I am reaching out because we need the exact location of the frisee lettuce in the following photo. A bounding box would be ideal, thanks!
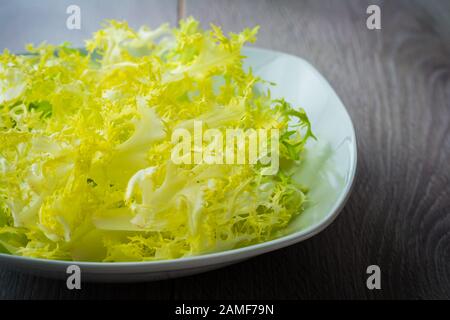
[0,18,314,262]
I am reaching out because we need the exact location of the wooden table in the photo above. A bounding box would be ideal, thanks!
[1,0,449,299]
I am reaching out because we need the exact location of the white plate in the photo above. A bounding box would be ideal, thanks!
[0,47,357,282]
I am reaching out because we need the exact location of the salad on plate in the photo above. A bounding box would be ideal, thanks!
[0,18,314,262]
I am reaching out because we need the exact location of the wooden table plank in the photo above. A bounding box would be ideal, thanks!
[0,0,449,299]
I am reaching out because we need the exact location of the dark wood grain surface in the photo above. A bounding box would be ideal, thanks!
[0,0,449,300]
